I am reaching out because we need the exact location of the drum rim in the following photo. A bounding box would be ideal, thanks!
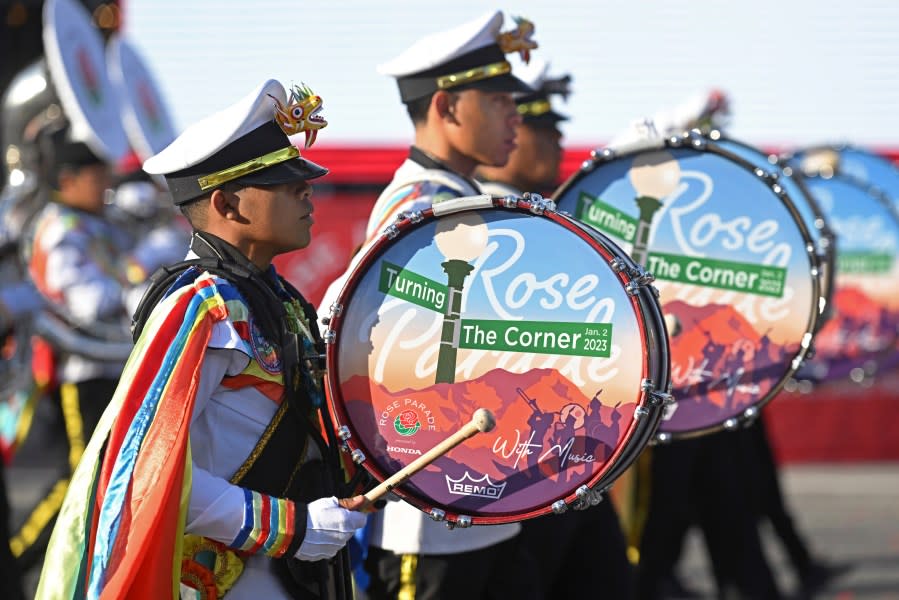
[553,133,822,439]
[324,196,670,523]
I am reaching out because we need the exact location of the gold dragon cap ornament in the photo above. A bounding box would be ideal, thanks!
[436,16,539,91]
[269,83,328,148]
[497,16,538,64]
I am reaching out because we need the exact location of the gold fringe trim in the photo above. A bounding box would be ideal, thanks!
[60,382,86,471]
[10,478,68,557]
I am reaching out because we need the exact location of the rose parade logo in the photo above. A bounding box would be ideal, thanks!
[393,409,421,436]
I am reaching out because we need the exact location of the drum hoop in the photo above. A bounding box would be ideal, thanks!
[324,196,670,522]
[553,134,822,439]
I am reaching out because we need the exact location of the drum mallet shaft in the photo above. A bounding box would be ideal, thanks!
[362,408,496,506]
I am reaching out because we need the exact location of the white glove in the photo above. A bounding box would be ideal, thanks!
[295,496,367,561]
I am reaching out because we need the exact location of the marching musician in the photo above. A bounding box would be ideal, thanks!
[15,125,137,566]
[477,59,636,600]
[325,11,542,600]
[36,78,368,600]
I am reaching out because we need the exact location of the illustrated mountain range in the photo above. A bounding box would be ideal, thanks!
[661,299,795,432]
[339,367,637,514]
[799,286,899,381]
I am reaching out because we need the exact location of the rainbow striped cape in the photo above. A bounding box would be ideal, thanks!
[35,273,230,600]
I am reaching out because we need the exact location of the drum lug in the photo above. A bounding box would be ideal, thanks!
[455,515,472,528]
[501,194,519,208]
[667,133,686,147]
[742,405,759,424]
[625,266,655,295]
[408,210,424,224]
[634,406,650,420]
[573,485,603,510]
[590,147,616,163]
[551,499,568,514]
[329,302,343,319]
[649,391,674,407]
[337,426,352,442]
[687,130,707,149]
[429,508,446,522]
[723,417,739,431]
[384,224,400,239]
[753,167,772,182]
[523,192,557,214]
[525,192,547,214]
[641,378,655,392]
[323,330,336,345]
[610,257,626,273]
[350,449,366,464]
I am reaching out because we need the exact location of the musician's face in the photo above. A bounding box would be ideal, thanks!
[238,179,316,256]
[58,163,111,214]
[506,123,563,192]
[445,89,523,168]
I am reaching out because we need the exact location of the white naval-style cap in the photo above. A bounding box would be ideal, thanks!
[143,79,328,205]
[512,57,572,125]
[377,10,538,103]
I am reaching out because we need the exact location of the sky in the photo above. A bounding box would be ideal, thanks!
[122,0,899,149]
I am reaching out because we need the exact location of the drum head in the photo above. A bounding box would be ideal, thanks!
[554,134,821,438]
[43,0,129,162]
[711,133,835,327]
[107,34,178,160]
[794,174,899,382]
[326,198,668,523]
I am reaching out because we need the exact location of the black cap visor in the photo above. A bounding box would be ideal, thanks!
[232,155,329,188]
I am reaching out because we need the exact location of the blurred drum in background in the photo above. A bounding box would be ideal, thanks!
[554,130,822,439]
[323,194,670,525]
[786,153,899,383]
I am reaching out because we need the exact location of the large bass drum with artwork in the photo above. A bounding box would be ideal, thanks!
[554,131,822,439]
[324,194,671,526]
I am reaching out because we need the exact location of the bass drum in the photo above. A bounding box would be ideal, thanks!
[789,172,899,382]
[324,194,670,525]
[554,131,821,439]
[707,131,835,328]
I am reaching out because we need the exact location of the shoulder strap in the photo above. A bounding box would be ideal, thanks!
[130,257,282,344]
[378,167,480,204]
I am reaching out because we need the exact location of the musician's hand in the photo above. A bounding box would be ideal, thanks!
[339,494,385,512]
[338,495,368,511]
[294,497,368,561]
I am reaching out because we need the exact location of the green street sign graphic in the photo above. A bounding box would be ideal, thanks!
[576,192,638,243]
[837,252,894,274]
[379,260,448,313]
[459,319,613,357]
[645,252,787,298]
